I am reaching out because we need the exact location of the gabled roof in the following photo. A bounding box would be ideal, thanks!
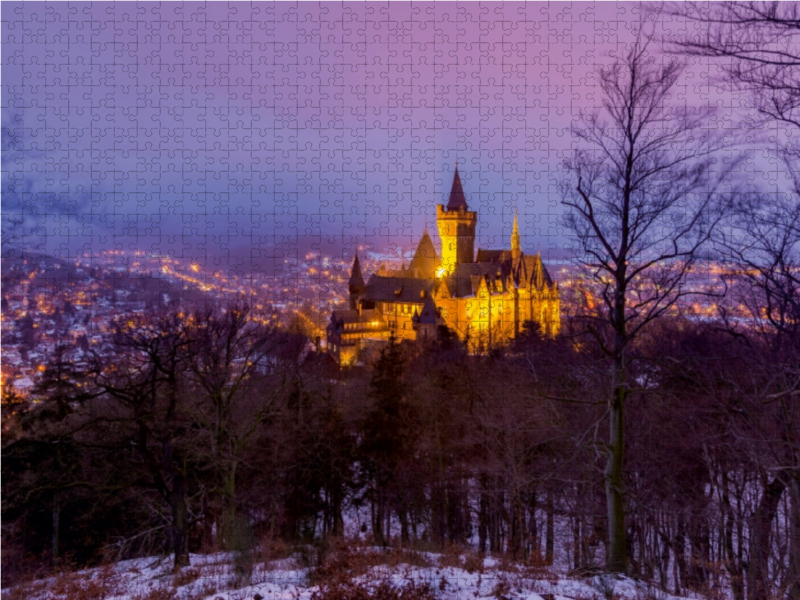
[413,295,439,325]
[446,166,468,210]
[363,275,434,303]
[444,261,513,298]
[329,307,384,326]
[520,254,554,289]
[438,253,558,297]
[476,249,513,263]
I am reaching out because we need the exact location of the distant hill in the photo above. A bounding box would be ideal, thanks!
[216,235,378,276]
[1,252,80,283]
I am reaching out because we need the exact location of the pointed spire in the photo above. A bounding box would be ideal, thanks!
[409,230,441,279]
[446,163,468,210]
[348,252,364,290]
[511,207,521,259]
[348,252,365,310]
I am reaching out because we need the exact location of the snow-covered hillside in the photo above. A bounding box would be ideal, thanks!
[2,546,697,600]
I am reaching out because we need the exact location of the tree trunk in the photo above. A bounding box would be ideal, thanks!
[659,526,670,591]
[170,474,190,570]
[606,381,627,572]
[490,489,503,553]
[51,494,60,568]
[399,509,409,545]
[372,489,385,546]
[528,491,539,560]
[722,470,744,600]
[509,492,524,559]
[572,516,581,569]
[785,477,800,600]
[688,513,709,591]
[222,466,238,551]
[384,499,391,546]
[675,513,687,595]
[331,486,344,537]
[746,474,786,600]
[479,490,488,554]
[446,483,455,544]
[546,488,554,565]
[461,487,471,546]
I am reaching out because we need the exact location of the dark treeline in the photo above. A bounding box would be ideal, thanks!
[2,306,799,600]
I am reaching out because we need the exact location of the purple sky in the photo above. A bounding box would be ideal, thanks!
[1,2,758,265]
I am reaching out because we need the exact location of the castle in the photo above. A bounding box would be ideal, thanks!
[327,167,560,364]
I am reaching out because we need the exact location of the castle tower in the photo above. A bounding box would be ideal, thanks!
[436,165,477,276]
[511,208,521,260]
[348,252,365,310]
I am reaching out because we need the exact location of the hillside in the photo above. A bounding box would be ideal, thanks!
[1,544,694,600]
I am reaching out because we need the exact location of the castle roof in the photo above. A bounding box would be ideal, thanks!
[413,295,439,325]
[440,253,555,298]
[444,261,511,298]
[476,249,513,263]
[348,253,365,289]
[363,275,434,303]
[446,166,468,210]
[520,254,554,288]
[329,307,383,326]
[408,231,440,279]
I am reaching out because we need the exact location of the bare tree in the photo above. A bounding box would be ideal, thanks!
[666,5,800,597]
[85,312,194,570]
[559,38,729,573]
[667,0,800,341]
[184,305,289,551]
[665,2,800,138]
[716,193,800,600]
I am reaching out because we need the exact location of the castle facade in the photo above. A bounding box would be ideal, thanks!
[327,167,560,364]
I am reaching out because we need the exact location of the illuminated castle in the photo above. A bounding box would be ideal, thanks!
[327,167,560,364]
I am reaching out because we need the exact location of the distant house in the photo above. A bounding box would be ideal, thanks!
[12,377,34,394]
[70,326,88,340]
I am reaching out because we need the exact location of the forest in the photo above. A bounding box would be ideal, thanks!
[2,301,799,600]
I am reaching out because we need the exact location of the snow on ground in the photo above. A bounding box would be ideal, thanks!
[1,547,698,600]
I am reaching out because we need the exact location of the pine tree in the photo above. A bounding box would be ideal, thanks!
[359,334,417,544]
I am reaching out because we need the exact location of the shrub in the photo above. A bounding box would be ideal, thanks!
[47,564,121,599]
[172,566,201,587]
[311,580,435,600]
[132,587,179,600]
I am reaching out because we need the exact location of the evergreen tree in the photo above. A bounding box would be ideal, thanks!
[359,334,417,544]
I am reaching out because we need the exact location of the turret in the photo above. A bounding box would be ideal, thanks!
[348,252,365,310]
[511,208,521,260]
[436,165,477,276]
[412,292,439,341]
